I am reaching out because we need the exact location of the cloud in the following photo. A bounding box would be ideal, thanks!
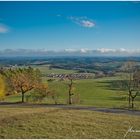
[64,48,92,53]
[96,48,140,55]
[97,48,116,53]
[68,16,95,28]
[0,48,140,56]
[0,24,9,33]
[64,48,78,53]
[80,20,95,28]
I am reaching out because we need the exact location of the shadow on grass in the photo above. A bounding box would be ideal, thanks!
[109,96,127,101]
[96,80,128,91]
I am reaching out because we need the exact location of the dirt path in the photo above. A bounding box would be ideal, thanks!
[0,102,140,116]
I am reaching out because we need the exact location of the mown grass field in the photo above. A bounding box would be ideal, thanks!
[0,106,140,139]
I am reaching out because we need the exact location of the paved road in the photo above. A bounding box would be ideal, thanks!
[0,102,140,116]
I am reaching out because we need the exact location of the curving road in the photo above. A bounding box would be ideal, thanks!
[0,102,140,116]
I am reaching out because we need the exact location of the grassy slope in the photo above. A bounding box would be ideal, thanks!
[4,66,140,109]
[5,77,140,109]
[0,106,140,139]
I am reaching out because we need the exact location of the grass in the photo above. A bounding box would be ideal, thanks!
[32,65,76,75]
[5,76,140,109]
[47,76,140,109]
[3,66,140,109]
[0,106,140,139]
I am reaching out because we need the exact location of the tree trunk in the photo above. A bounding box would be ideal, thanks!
[128,91,131,108]
[68,79,73,105]
[129,94,131,108]
[131,98,134,108]
[69,93,72,104]
[21,92,25,103]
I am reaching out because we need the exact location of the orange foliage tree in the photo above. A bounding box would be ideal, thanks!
[1,67,45,103]
[0,74,5,101]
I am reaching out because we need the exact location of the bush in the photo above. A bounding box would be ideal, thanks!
[26,88,47,103]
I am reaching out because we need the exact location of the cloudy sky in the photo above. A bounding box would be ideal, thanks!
[0,1,140,56]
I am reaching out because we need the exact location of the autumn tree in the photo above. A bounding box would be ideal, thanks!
[27,82,48,103]
[0,74,5,101]
[1,67,43,103]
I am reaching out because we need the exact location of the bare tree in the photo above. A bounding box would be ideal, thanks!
[121,61,140,108]
[66,76,74,104]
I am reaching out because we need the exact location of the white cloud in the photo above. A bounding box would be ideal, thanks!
[96,48,140,55]
[1,48,140,56]
[80,48,92,53]
[64,48,92,53]
[80,20,95,28]
[64,48,77,53]
[68,16,95,28]
[97,48,116,53]
[80,48,87,53]
[0,24,9,33]
[119,48,126,52]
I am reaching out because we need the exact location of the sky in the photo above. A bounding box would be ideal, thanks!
[0,1,140,56]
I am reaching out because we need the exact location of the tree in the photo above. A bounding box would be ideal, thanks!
[27,83,48,103]
[1,67,42,103]
[46,89,58,104]
[131,70,140,108]
[0,74,5,101]
[66,76,74,104]
[121,61,140,108]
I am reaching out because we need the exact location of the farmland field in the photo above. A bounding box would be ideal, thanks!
[32,65,76,75]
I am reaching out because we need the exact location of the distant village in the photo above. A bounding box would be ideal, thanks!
[47,71,115,80]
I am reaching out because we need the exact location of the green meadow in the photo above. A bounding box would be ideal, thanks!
[5,67,140,109]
